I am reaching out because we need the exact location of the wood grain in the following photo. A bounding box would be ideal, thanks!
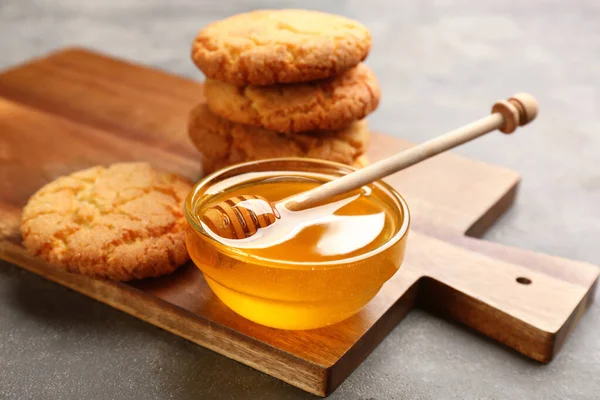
[0,47,204,158]
[0,48,597,397]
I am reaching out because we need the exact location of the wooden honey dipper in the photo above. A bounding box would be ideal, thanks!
[203,93,538,239]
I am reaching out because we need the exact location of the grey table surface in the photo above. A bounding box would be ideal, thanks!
[1,0,599,399]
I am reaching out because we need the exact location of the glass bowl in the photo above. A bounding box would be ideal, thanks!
[184,158,410,330]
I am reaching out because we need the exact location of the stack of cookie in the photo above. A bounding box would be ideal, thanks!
[188,9,381,174]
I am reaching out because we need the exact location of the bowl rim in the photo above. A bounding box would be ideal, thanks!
[184,157,410,270]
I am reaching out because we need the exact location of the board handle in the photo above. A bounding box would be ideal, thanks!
[409,232,597,363]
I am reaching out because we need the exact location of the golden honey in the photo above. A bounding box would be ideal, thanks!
[185,159,409,330]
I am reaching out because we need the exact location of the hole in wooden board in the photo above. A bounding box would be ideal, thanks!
[516,277,532,285]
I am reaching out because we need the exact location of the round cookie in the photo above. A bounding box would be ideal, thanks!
[192,9,372,86]
[20,163,192,281]
[188,103,369,174]
[205,63,381,133]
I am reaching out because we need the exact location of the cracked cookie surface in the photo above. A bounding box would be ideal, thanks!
[205,63,380,133]
[191,9,372,85]
[188,103,369,174]
[20,163,192,281]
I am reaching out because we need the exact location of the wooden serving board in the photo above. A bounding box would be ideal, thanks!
[0,48,598,397]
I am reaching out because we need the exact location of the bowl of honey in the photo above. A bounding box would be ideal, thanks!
[184,158,410,330]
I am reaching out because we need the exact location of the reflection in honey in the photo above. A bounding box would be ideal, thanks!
[186,169,408,330]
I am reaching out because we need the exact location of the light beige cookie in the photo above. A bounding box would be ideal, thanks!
[20,163,192,281]
[192,9,372,86]
[188,103,369,174]
[205,63,381,133]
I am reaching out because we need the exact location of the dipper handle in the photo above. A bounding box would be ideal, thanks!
[285,93,538,211]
